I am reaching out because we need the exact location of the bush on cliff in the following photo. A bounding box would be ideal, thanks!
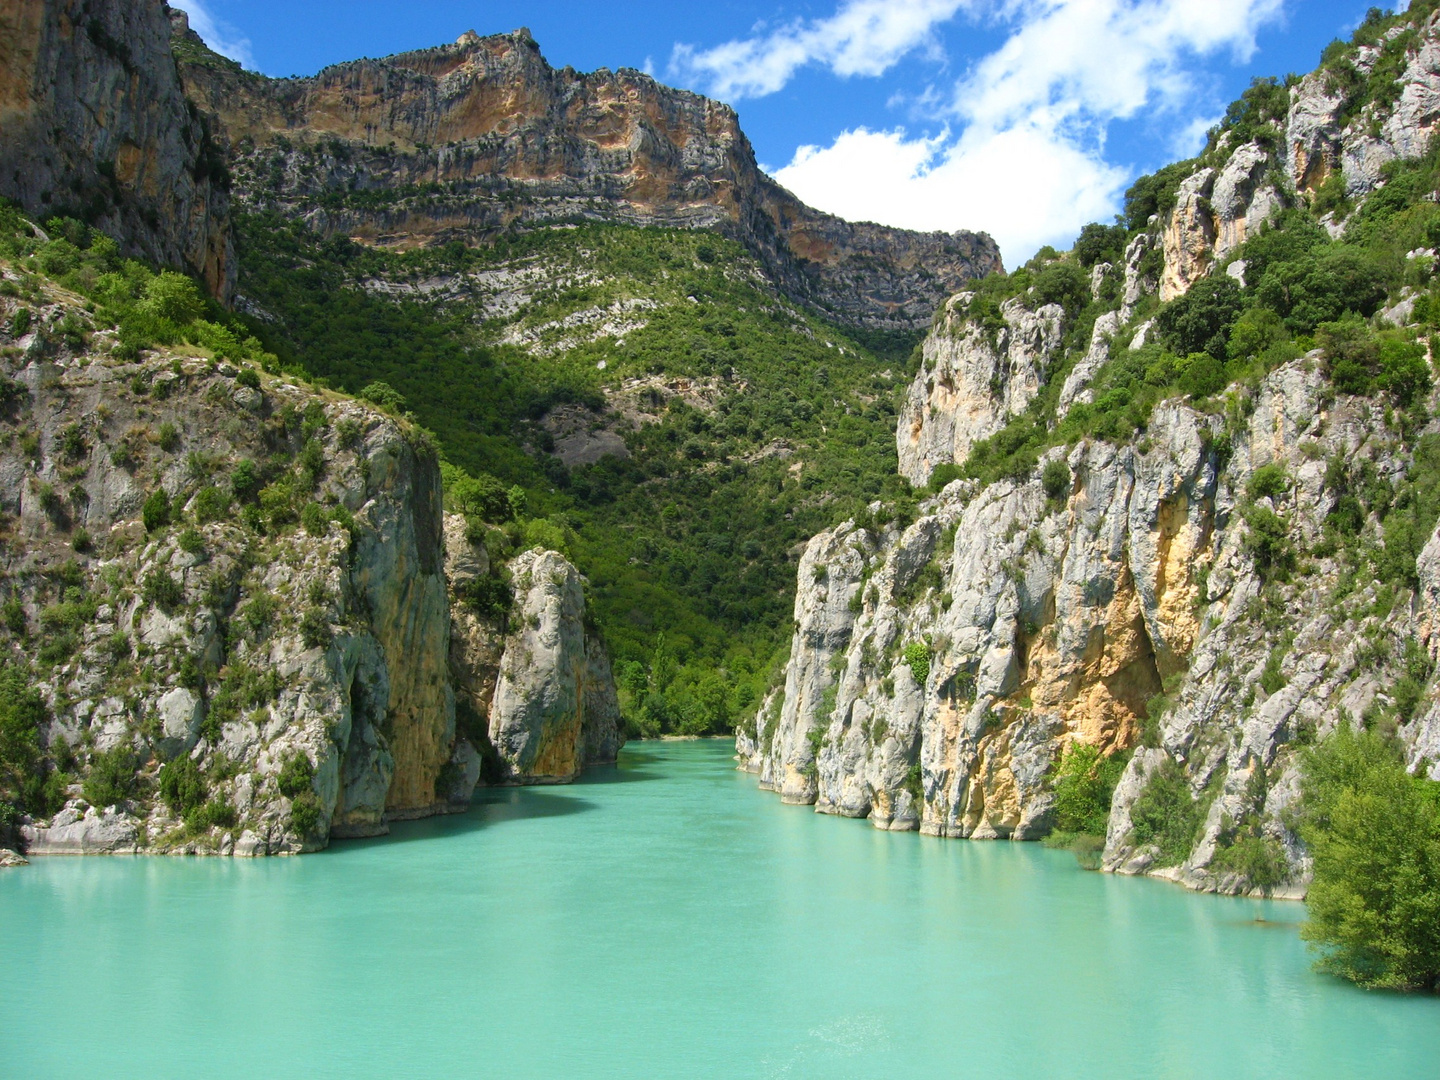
[1298,725,1440,991]
[1050,743,1130,837]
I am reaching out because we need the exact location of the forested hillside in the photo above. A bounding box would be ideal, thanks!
[233,213,919,736]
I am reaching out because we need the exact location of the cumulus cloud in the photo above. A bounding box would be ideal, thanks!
[670,0,971,100]
[172,1,254,69]
[685,0,1288,265]
[774,125,1127,264]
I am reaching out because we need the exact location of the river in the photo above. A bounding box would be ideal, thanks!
[2,740,1437,1078]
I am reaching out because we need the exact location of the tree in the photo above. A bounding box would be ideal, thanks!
[1299,725,1440,990]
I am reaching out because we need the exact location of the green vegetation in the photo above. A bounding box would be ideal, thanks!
[1297,725,1440,990]
[903,641,933,685]
[278,752,320,836]
[82,745,138,808]
[231,214,920,735]
[1045,743,1130,868]
[1051,743,1130,836]
[0,664,63,820]
[1128,758,1218,868]
[1211,764,1288,895]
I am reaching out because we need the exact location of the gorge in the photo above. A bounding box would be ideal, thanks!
[1,0,1440,1053]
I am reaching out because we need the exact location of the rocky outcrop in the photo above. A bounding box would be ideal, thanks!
[174,27,999,329]
[0,0,234,299]
[1154,11,1440,304]
[897,295,1063,485]
[0,280,456,851]
[1287,17,1440,201]
[444,515,623,786]
[487,549,622,782]
[1159,147,1285,301]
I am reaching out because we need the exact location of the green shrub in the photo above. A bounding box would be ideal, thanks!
[204,662,282,736]
[142,271,205,325]
[82,745,137,808]
[1042,459,1070,501]
[277,751,314,799]
[177,526,205,554]
[156,421,181,452]
[1128,758,1206,867]
[359,380,405,411]
[1073,222,1128,269]
[0,665,46,807]
[459,571,513,621]
[926,462,964,493]
[1211,833,1288,894]
[141,487,171,532]
[158,755,206,815]
[1243,505,1295,579]
[234,367,261,390]
[1157,276,1244,359]
[301,501,328,536]
[185,797,236,833]
[190,485,229,524]
[903,641,932,685]
[1298,725,1440,990]
[230,460,261,503]
[1247,462,1290,501]
[289,791,321,836]
[1051,743,1130,836]
[299,607,331,649]
[143,569,184,612]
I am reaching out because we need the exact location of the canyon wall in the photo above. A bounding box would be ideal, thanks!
[751,11,1440,897]
[1,248,619,856]
[0,0,234,299]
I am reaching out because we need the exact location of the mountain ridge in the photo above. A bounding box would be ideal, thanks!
[172,18,1001,331]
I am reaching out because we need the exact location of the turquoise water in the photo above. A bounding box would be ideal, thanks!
[3,740,1438,1079]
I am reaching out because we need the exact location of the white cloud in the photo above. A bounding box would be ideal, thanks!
[753,0,1288,265]
[172,1,254,69]
[670,0,971,100]
[774,126,1127,264]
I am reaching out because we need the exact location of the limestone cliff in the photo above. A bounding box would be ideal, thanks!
[173,27,1000,330]
[1155,11,1440,303]
[0,0,234,300]
[897,296,1064,485]
[749,8,1440,896]
[746,358,1440,894]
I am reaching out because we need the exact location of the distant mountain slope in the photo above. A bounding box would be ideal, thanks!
[173,22,1000,331]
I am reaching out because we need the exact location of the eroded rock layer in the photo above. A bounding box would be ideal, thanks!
[174,26,1000,330]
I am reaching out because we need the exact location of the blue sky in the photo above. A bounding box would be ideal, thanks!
[178,1,1395,265]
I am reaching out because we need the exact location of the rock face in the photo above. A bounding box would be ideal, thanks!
[445,519,624,785]
[897,295,1063,485]
[752,12,1440,890]
[174,27,1000,330]
[747,357,1440,892]
[1287,18,1440,202]
[0,0,234,299]
[0,255,618,857]
[488,549,622,782]
[1150,12,1440,305]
